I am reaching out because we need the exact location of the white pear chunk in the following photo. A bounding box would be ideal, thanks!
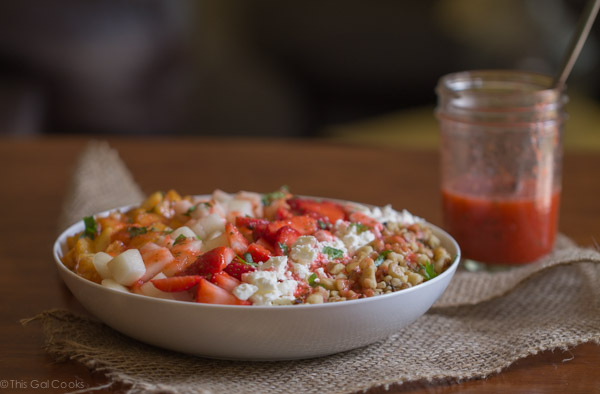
[201,231,228,252]
[107,249,146,286]
[190,213,225,239]
[173,199,194,218]
[92,252,113,279]
[227,199,254,218]
[170,226,198,240]
[101,279,130,292]
[139,273,176,300]
[212,189,233,204]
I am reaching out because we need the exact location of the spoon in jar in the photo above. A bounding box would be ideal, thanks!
[553,0,600,91]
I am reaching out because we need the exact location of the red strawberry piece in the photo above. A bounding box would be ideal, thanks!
[255,237,276,253]
[289,215,318,235]
[314,229,334,243]
[287,198,347,224]
[184,246,235,276]
[235,217,269,241]
[151,275,203,292]
[247,242,273,263]
[273,225,300,255]
[265,221,286,241]
[236,225,253,241]
[225,223,249,255]
[235,216,269,230]
[348,212,384,238]
[211,271,242,292]
[223,259,256,280]
[274,206,294,220]
[139,242,175,282]
[196,277,251,305]
[266,215,317,242]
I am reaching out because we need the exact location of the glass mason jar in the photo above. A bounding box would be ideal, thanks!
[435,70,567,267]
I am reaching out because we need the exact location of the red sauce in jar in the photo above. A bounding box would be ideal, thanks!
[442,186,560,264]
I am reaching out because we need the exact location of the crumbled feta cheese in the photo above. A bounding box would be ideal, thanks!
[272,280,298,305]
[242,271,298,306]
[334,221,376,254]
[259,256,289,280]
[289,236,318,266]
[232,283,259,301]
[349,203,422,224]
[315,267,326,277]
[318,237,348,259]
[290,261,311,279]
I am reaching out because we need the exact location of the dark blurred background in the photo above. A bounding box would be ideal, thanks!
[0,0,599,137]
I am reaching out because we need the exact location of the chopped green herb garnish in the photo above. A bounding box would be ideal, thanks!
[236,253,258,267]
[173,234,187,245]
[307,272,327,288]
[419,261,438,281]
[322,246,344,260]
[374,250,392,266]
[262,186,290,206]
[127,226,148,238]
[350,222,370,234]
[183,205,197,217]
[317,219,328,230]
[278,242,290,255]
[83,216,97,239]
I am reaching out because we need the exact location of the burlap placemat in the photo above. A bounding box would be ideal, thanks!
[30,141,600,393]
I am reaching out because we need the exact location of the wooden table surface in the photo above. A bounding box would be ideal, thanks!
[1,136,598,393]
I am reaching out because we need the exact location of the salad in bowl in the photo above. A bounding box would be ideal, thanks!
[54,187,459,360]
[61,187,454,307]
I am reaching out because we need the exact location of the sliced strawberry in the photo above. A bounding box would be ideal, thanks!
[348,212,384,237]
[129,280,145,295]
[287,198,347,224]
[183,246,235,276]
[266,215,317,241]
[236,225,254,241]
[255,237,276,253]
[247,242,273,263]
[196,278,250,305]
[235,216,269,229]
[266,221,286,241]
[151,275,203,292]
[289,215,318,235]
[225,223,249,255]
[273,225,300,255]
[139,242,175,282]
[235,217,269,240]
[274,206,294,220]
[211,271,242,292]
[223,259,256,280]
[162,238,203,277]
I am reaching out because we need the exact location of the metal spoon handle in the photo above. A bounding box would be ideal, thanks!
[553,0,600,90]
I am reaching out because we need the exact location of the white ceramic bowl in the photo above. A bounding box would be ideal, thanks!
[53,201,460,360]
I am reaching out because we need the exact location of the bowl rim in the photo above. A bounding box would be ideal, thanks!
[54,196,461,311]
